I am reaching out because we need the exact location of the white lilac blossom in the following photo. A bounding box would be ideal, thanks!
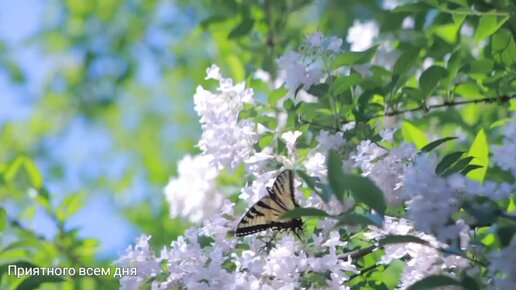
[281,130,303,157]
[492,120,516,177]
[117,201,357,290]
[194,65,258,170]
[365,217,468,290]
[489,236,516,290]
[352,140,416,205]
[116,234,163,290]
[164,154,222,223]
[277,32,344,92]
[302,130,352,214]
[346,20,379,51]
[303,130,345,178]
[402,154,466,243]
[277,51,324,91]
[239,170,277,205]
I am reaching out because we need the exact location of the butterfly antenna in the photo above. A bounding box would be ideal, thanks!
[294,228,302,241]
[264,231,278,254]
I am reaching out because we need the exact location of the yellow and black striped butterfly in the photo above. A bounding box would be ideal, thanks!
[236,170,303,239]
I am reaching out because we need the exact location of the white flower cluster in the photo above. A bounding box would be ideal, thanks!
[164,154,222,223]
[277,32,343,92]
[403,152,512,244]
[365,217,468,290]
[351,139,417,206]
[492,120,516,177]
[302,130,353,214]
[304,130,346,179]
[489,236,516,290]
[346,20,379,51]
[117,201,357,290]
[194,65,258,171]
[402,154,463,243]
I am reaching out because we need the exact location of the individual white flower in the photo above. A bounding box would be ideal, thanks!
[281,130,302,156]
[317,130,345,152]
[194,65,258,170]
[328,36,343,53]
[379,128,396,142]
[304,151,327,179]
[346,20,379,51]
[402,17,415,29]
[164,154,223,223]
[306,31,323,47]
[205,64,222,80]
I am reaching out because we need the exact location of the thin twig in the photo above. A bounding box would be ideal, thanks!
[339,245,377,260]
[300,95,515,129]
[347,264,383,281]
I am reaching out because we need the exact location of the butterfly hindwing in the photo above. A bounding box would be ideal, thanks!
[236,170,303,237]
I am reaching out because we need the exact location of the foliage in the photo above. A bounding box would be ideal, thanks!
[1,0,516,289]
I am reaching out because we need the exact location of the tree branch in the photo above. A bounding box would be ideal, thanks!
[300,95,515,131]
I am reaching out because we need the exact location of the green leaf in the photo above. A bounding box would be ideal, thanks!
[56,192,85,222]
[228,17,254,39]
[330,73,362,95]
[419,65,448,97]
[0,208,5,233]
[402,121,428,150]
[330,45,379,69]
[284,207,329,218]
[442,156,474,176]
[269,87,288,105]
[467,129,488,182]
[461,164,483,175]
[379,235,429,246]
[475,14,510,42]
[297,170,331,202]
[337,212,383,227]
[491,29,516,66]
[306,83,329,98]
[16,275,64,290]
[421,137,457,152]
[4,156,43,190]
[435,151,464,175]
[392,2,431,12]
[407,275,461,290]
[0,262,37,279]
[343,174,387,215]
[461,273,481,290]
[393,50,419,76]
[327,150,346,201]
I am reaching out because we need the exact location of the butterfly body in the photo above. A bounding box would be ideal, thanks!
[236,170,303,238]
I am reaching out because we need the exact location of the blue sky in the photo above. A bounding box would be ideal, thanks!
[0,0,145,258]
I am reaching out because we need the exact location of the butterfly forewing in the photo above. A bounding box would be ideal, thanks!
[236,170,303,237]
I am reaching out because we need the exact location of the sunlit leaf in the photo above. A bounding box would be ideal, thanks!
[467,129,488,182]
[475,14,510,42]
[421,137,457,152]
[402,121,428,149]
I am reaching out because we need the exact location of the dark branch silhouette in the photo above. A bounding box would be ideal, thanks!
[300,95,515,132]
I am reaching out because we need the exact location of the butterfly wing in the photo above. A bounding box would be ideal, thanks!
[267,169,299,210]
[236,170,303,237]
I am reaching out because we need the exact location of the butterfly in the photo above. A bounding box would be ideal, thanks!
[236,169,303,239]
